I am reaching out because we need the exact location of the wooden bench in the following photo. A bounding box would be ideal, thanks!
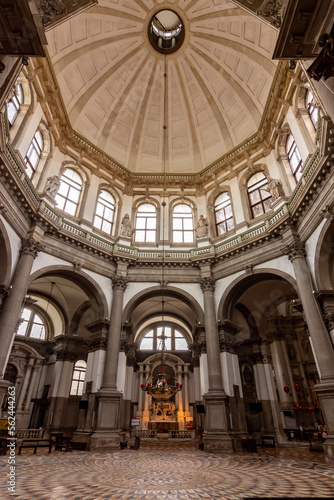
[18,439,52,455]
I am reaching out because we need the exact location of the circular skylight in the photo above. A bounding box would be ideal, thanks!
[149,10,184,54]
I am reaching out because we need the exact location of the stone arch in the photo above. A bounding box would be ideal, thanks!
[0,217,12,286]
[123,285,204,329]
[314,217,334,290]
[217,269,299,324]
[28,265,109,321]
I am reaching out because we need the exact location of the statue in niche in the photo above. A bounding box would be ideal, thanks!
[196,215,208,238]
[120,213,133,237]
[45,175,60,198]
[264,176,284,201]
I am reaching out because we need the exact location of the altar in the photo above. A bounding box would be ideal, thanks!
[148,421,178,432]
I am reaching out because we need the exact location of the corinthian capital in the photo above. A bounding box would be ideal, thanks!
[283,236,306,261]
[20,238,44,258]
[199,277,215,292]
[111,276,128,291]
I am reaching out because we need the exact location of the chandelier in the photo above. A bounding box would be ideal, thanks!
[140,53,182,403]
[141,366,182,400]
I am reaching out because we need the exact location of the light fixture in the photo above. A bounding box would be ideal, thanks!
[141,55,182,405]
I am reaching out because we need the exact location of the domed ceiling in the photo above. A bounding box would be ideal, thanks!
[46,0,278,174]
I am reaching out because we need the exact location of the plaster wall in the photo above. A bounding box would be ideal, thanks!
[305,218,326,284]
[123,282,157,309]
[0,216,21,279]
[254,256,296,280]
[286,107,311,161]
[220,351,243,397]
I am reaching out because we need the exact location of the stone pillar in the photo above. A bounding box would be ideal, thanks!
[218,321,247,435]
[199,276,233,451]
[90,276,127,451]
[286,236,334,458]
[0,237,43,410]
[82,321,109,433]
[137,364,144,418]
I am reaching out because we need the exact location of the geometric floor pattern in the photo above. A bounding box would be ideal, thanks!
[1,443,334,499]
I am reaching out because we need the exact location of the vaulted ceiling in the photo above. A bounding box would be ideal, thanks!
[46,0,278,175]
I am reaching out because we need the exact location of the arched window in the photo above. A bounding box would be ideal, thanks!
[214,192,234,235]
[16,308,46,340]
[306,89,319,130]
[7,82,24,126]
[286,134,303,182]
[247,172,272,218]
[93,190,115,234]
[24,130,44,179]
[172,203,194,243]
[55,168,83,216]
[140,326,188,351]
[70,360,86,396]
[135,203,157,242]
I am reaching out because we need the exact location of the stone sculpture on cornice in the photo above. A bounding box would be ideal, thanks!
[37,0,66,25]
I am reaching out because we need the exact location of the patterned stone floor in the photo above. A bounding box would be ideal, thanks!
[1,442,334,499]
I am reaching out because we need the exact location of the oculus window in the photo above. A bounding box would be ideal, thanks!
[135,203,157,242]
[214,192,234,235]
[55,168,83,216]
[172,203,194,243]
[149,10,184,53]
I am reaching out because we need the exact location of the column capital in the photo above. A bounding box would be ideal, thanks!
[111,275,128,291]
[199,277,215,292]
[20,237,44,258]
[283,236,306,262]
[88,336,107,352]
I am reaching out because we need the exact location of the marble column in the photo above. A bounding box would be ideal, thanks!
[90,276,127,450]
[199,277,233,451]
[0,237,43,411]
[286,236,334,458]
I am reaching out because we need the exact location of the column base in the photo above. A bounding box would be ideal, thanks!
[323,438,334,461]
[202,432,234,451]
[0,379,10,417]
[202,390,233,451]
[313,379,334,460]
[90,388,122,451]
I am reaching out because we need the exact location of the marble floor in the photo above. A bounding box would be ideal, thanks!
[1,442,334,500]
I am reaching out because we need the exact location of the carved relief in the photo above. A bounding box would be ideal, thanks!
[37,0,66,26]
[257,0,284,29]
